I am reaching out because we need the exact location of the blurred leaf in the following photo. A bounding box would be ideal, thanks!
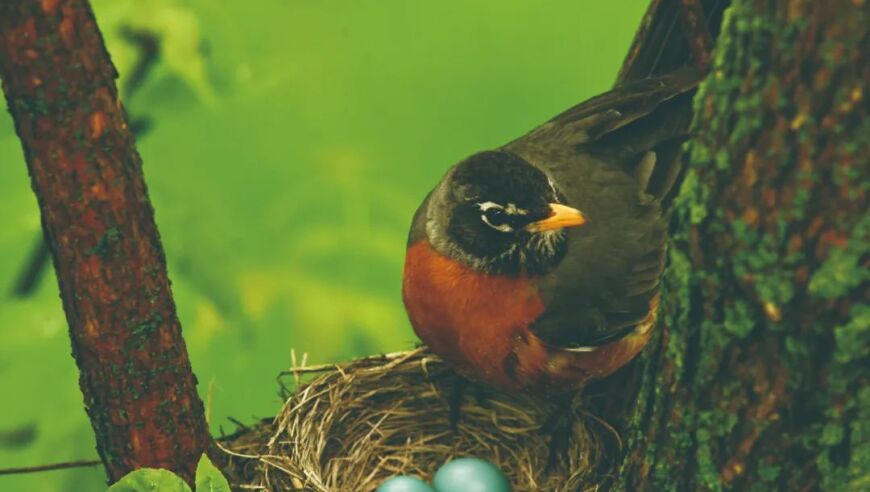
[93,0,215,105]
[0,423,37,449]
[106,468,191,492]
[194,454,231,492]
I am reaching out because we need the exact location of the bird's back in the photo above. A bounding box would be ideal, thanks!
[503,69,701,348]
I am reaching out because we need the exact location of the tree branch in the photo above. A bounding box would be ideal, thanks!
[0,0,212,484]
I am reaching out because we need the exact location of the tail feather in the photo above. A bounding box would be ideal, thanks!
[611,0,732,207]
[618,0,731,83]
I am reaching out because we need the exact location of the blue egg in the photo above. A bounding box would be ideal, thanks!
[433,458,511,492]
[376,475,436,492]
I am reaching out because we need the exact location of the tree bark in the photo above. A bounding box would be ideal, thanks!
[0,0,211,485]
[616,0,869,490]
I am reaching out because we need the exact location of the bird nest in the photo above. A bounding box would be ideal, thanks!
[218,348,618,491]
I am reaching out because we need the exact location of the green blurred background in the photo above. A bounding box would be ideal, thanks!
[0,0,644,489]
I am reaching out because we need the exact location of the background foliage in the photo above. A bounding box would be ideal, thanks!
[0,1,644,489]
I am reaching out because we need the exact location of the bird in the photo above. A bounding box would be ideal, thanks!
[402,68,702,395]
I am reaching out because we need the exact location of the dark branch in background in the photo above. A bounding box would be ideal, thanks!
[118,26,159,101]
[7,25,159,299]
[7,236,49,298]
[0,460,102,476]
[0,0,212,485]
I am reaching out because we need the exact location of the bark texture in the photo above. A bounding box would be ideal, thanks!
[0,0,211,485]
[617,0,869,490]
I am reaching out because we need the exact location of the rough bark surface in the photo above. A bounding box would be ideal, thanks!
[617,0,869,490]
[0,0,211,485]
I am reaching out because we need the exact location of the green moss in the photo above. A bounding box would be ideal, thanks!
[723,300,755,338]
[714,148,730,171]
[815,299,870,490]
[784,335,809,358]
[819,422,844,447]
[148,287,161,304]
[844,387,870,489]
[14,94,49,118]
[129,313,163,338]
[791,187,811,220]
[626,242,697,489]
[622,0,869,488]
[757,463,781,483]
[664,247,693,374]
[700,409,739,436]
[833,304,870,364]
[729,215,801,307]
[754,271,795,307]
[694,319,725,390]
[672,170,711,226]
[85,227,123,258]
[695,428,723,492]
[808,216,870,299]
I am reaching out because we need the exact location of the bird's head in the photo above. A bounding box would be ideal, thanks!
[425,150,587,276]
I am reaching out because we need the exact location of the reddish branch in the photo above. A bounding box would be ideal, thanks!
[0,0,211,485]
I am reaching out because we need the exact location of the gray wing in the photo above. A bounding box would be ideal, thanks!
[503,70,699,347]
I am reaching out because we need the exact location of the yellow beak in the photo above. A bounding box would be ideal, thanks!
[526,203,587,232]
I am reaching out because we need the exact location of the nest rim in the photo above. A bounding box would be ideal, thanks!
[220,348,619,491]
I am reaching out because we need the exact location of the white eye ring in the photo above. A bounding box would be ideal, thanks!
[481,214,513,232]
[477,202,513,232]
[478,201,502,212]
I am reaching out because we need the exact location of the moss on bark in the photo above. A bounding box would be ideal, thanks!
[617,0,869,490]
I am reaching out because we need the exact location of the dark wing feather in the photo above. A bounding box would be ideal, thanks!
[503,69,700,348]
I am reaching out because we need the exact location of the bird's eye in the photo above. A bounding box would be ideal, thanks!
[478,203,513,232]
[484,207,507,226]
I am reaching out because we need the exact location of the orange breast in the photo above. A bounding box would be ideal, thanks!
[402,241,659,392]
[402,240,549,390]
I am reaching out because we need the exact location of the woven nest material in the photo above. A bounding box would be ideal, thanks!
[220,348,617,491]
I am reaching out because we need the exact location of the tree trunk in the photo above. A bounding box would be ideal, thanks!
[0,0,211,485]
[616,0,869,490]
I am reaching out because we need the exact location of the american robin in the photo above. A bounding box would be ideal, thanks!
[402,68,702,394]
